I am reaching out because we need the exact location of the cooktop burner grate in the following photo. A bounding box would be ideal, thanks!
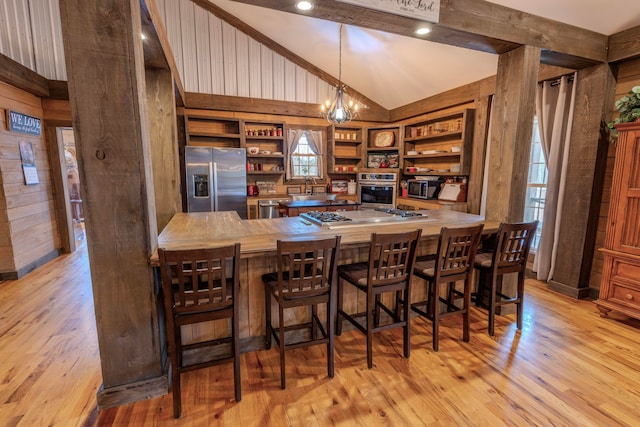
[373,208,424,217]
[300,211,353,223]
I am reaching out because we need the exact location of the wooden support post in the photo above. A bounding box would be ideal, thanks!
[485,45,540,223]
[146,67,181,232]
[58,0,166,408]
[484,46,540,315]
[548,63,616,299]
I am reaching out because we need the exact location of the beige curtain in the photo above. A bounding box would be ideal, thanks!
[533,73,577,281]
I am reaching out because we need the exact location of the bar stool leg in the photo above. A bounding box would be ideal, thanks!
[516,271,525,330]
[233,311,241,402]
[367,293,374,369]
[488,274,498,336]
[279,304,286,389]
[463,277,471,342]
[328,288,335,378]
[336,279,344,336]
[265,287,272,349]
[403,287,410,358]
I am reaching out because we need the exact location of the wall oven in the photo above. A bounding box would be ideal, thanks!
[357,172,397,209]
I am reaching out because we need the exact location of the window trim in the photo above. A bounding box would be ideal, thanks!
[285,127,327,183]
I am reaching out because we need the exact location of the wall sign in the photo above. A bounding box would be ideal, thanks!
[7,110,42,136]
[19,141,39,185]
[335,0,440,23]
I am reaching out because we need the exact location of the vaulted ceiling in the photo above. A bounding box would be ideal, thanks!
[1,0,640,111]
[208,0,640,109]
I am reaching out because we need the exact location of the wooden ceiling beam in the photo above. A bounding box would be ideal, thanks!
[608,25,640,63]
[188,0,386,111]
[440,0,606,64]
[185,92,390,122]
[227,0,608,67]
[0,52,50,97]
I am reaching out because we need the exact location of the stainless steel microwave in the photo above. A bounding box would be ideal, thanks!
[407,178,443,200]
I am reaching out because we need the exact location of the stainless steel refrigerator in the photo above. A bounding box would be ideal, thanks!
[185,146,247,219]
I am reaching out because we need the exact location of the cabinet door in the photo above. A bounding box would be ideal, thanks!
[612,129,640,256]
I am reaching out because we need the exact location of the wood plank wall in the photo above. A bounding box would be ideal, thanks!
[0,0,66,80]
[0,81,61,278]
[154,0,339,107]
[589,58,640,297]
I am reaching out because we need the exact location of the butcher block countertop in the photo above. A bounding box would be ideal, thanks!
[151,209,498,264]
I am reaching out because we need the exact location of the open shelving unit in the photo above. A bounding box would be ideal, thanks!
[402,109,474,177]
[244,120,286,174]
[365,125,401,171]
[328,124,364,176]
[185,114,242,148]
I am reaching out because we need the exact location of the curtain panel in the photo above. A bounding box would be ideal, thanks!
[533,73,577,281]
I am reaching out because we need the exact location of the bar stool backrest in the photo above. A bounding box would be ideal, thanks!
[434,224,484,282]
[492,221,539,274]
[276,236,341,300]
[159,244,240,315]
[367,229,422,288]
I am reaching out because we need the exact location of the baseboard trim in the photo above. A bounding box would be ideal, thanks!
[548,280,592,299]
[0,249,61,280]
[97,374,169,410]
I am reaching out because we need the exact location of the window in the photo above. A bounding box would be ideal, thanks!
[286,129,324,180]
[524,116,547,251]
[291,134,319,177]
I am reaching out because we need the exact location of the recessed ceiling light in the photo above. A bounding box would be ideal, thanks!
[141,33,147,40]
[296,1,314,11]
[416,27,431,35]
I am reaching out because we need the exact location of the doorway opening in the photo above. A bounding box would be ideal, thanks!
[61,128,85,243]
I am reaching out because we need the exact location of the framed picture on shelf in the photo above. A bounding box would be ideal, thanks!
[371,130,395,148]
[367,152,399,169]
[386,153,399,168]
[331,180,348,194]
[367,153,387,168]
[312,185,326,194]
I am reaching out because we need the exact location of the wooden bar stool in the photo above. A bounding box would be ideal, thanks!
[158,244,242,418]
[411,224,483,351]
[473,221,538,336]
[262,236,341,389]
[336,229,422,369]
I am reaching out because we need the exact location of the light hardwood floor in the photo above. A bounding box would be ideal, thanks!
[1,236,639,426]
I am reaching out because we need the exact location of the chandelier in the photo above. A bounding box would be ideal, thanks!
[321,24,358,124]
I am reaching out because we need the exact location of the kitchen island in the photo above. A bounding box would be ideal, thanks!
[153,209,498,351]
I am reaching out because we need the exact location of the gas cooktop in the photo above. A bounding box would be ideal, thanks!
[300,208,427,227]
[300,211,353,225]
[373,208,424,217]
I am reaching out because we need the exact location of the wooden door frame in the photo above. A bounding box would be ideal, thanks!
[45,120,75,254]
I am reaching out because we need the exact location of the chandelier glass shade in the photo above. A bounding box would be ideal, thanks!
[321,24,358,124]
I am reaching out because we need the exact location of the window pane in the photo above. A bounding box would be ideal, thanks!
[291,133,320,178]
[526,116,547,252]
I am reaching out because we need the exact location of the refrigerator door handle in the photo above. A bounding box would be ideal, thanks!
[212,162,218,211]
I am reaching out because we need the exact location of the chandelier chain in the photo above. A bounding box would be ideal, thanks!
[338,24,343,85]
[320,23,358,124]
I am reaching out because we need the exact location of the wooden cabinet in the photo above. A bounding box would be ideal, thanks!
[328,125,363,176]
[402,109,474,177]
[596,120,640,320]
[365,125,401,171]
[185,113,242,147]
[278,202,360,217]
[244,121,286,177]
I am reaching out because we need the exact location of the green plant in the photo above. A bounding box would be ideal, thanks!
[608,85,640,142]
